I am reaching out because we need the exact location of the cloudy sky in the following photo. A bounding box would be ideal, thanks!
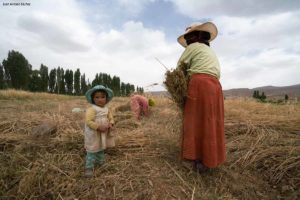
[0,0,299,91]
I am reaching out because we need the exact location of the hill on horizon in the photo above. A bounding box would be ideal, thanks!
[147,84,300,99]
[223,84,300,99]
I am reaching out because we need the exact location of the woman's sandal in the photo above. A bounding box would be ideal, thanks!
[193,160,209,173]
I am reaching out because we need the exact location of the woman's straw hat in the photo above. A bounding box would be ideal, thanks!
[177,22,218,47]
[85,85,114,104]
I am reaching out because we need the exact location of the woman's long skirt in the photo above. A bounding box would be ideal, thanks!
[182,73,226,168]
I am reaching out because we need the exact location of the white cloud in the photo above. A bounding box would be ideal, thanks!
[1,0,299,91]
[169,0,300,18]
[212,11,300,89]
[0,0,94,53]
[214,12,300,57]
[0,0,181,91]
[219,46,300,89]
[17,12,93,52]
[168,0,300,89]
[85,21,181,89]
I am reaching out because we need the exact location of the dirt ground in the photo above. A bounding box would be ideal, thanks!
[0,92,299,199]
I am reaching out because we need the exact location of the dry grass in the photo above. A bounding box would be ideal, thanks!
[0,89,78,101]
[163,62,189,109]
[0,91,299,199]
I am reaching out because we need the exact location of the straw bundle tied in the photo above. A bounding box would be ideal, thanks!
[164,62,189,109]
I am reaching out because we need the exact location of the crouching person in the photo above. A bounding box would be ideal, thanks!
[130,94,155,120]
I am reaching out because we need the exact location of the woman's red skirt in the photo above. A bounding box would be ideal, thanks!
[182,73,226,168]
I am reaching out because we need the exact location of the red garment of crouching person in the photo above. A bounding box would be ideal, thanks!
[130,95,149,120]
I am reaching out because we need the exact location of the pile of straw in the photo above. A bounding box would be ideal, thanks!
[1,90,300,199]
[114,102,131,112]
[226,121,300,194]
[164,62,189,109]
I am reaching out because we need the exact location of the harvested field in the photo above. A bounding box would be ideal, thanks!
[0,90,299,199]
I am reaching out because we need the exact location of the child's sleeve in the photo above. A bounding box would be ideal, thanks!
[108,108,115,125]
[85,107,98,130]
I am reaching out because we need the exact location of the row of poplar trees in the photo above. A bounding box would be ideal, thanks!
[0,50,144,96]
[252,90,266,101]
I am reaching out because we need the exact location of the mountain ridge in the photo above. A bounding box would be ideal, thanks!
[223,84,300,98]
[147,84,300,99]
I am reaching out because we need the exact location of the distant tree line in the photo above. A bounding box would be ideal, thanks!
[0,50,144,96]
[285,94,289,101]
[252,90,266,101]
[252,90,292,104]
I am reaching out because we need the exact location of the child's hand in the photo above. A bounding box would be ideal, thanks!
[108,123,115,137]
[108,123,114,130]
[97,124,109,132]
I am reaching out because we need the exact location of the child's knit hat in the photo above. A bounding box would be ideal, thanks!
[85,85,114,104]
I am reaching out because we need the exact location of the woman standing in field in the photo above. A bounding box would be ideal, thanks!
[177,22,226,172]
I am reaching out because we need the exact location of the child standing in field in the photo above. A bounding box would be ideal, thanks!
[84,85,115,177]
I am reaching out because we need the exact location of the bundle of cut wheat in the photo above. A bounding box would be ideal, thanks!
[164,62,189,109]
